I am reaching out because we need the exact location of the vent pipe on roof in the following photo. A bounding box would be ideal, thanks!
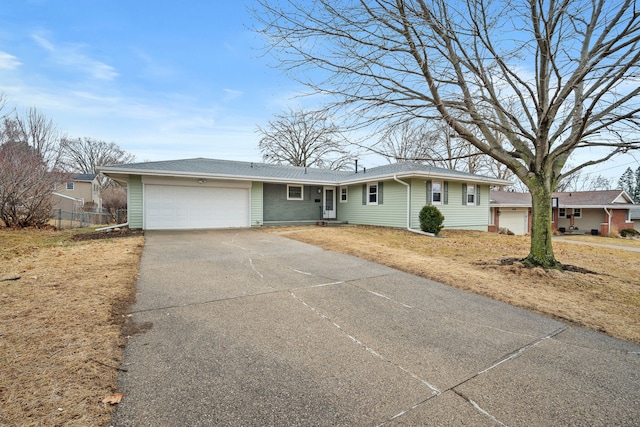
[355,159,358,173]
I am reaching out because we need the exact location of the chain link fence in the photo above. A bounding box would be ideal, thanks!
[50,208,127,229]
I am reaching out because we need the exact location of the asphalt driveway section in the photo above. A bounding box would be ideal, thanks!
[114,229,640,426]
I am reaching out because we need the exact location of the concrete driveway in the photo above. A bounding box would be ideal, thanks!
[114,229,640,426]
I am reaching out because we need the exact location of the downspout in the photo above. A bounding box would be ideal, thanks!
[393,175,436,237]
[604,207,611,236]
[95,178,129,232]
[95,221,129,232]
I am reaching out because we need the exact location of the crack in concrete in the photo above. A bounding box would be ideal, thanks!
[477,325,568,375]
[376,326,569,426]
[289,290,442,398]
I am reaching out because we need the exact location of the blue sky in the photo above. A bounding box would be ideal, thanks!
[0,0,637,183]
[0,0,311,163]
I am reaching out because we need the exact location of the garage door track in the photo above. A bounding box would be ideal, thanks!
[113,229,640,426]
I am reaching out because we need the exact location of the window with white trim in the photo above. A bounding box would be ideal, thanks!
[432,181,442,204]
[340,187,348,203]
[559,208,566,218]
[573,208,581,218]
[66,182,74,190]
[466,184,475,205]
[367,183,378,205]
[287,184,303,200]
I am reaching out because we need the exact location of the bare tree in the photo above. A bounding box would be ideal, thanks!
[257,108,352,169]
[557,169,613,192]
[0,109,68,227]
[255,0,640,268]
[61,137,135,187]
[101,185,128,222]
[373,121,435,163]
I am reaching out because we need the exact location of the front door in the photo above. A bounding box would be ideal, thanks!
[323,186,336,219]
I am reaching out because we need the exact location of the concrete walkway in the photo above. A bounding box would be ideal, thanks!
[114,229,640,426]
[553,235,640,252]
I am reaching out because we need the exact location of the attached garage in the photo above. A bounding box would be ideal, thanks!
[499,209,529,235]
[143,179,251,230]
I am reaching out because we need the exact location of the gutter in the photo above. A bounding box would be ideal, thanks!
[393,175,436,237]
[52,192,84,205]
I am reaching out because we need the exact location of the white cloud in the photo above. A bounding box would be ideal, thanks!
[0,51,21,69]
[31,32,118,81]
[31,33,55,51]
[223,88,244,101]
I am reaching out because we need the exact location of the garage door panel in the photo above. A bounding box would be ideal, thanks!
[500,210,528,235]
[145,185,250,230]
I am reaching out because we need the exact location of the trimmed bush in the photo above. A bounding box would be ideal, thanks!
[419,205,445,234]
[620,228,640,237]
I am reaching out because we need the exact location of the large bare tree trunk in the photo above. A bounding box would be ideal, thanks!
[526,181,557,268]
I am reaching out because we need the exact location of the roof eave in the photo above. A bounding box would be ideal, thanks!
[98,167,339,185]
[98,166,512,187]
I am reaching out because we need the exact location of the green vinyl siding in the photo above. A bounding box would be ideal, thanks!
[410,179,427,229]
[337,180,407,228]
[251,181,264,226]
[263,183,324,221]
[407,180,489,231]
[437,183,489,231]
[128,175,143,229]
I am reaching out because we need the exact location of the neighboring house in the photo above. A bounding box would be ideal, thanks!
[489,190,636,235]
[631,208,640,232]
[98,158,510,231]
[52,173,102,212]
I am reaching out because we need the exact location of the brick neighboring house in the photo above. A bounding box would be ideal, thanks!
[52,173,102,212]
[631,208,640,232]
[489,190,635,236]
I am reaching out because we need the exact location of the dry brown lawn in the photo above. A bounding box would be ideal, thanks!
[269,225,640,344]
[1,225,638,426]
[0,228,143,427]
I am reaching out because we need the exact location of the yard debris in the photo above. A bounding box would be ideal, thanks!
[102,393,124,405]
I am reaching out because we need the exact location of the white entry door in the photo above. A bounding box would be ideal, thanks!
[323,186,336,219]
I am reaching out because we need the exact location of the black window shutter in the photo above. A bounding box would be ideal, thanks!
[444,181,449,205]
[462,183,467,205]
[378,182,384,205]
[426,180,432,205]
[362,184,367,205]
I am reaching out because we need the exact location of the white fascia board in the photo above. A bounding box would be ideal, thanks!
[490,203,531,207]
[99,167,337,186]
[559,204,636,209]
[340,172,511,186]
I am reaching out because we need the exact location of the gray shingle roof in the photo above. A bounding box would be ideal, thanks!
[72,173,97,182]
[490,190,636,208]
[99,157,510,185]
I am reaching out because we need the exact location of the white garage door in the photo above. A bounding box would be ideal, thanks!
[500,209,528,235]
[144,184,250,230]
